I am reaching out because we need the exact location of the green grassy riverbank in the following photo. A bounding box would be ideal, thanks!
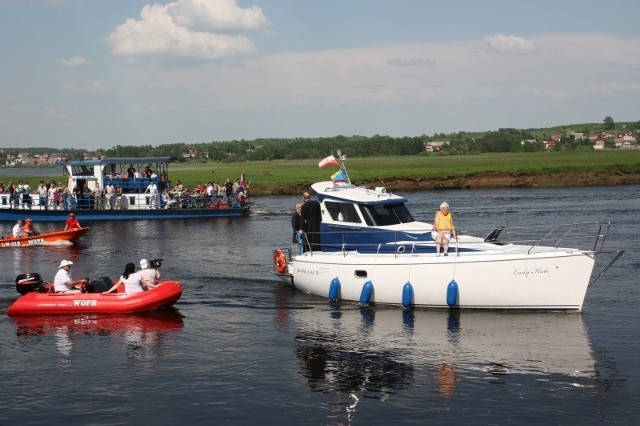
[2,151,640,196]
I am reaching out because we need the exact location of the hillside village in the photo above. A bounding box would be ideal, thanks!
[1,149,201,167]
[425,130,639,152]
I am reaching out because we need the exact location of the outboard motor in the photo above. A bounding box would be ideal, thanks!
[15,273,44,295]
[86,276,113,293]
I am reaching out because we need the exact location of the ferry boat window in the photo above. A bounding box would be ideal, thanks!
[325,201,361,223]
[361,203,415,226]
[70,165,94,177]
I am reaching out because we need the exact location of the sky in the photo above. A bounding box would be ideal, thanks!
[1,0,639,151]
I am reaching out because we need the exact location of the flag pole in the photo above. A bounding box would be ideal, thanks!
[336,150,351,186]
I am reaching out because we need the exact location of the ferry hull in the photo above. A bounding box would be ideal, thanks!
[0,205,252,222]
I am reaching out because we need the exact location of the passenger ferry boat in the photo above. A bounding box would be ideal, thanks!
[273,151,623,311]
[0,157,253,221]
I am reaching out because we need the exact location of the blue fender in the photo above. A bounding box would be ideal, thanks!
[328,277,341,301]
[402,282,414,308]
[446,279,459,307]
[360,281,374,305]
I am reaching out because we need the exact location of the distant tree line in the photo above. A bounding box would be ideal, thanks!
[2,118,638,165]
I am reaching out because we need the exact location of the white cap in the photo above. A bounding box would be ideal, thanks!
[140,259,149,269]
[440,202,450,209]
[58,260,73,268]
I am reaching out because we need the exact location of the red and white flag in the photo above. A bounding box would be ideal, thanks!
[318,155,339,168]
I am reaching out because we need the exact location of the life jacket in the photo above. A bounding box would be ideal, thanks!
[435,211,453,231]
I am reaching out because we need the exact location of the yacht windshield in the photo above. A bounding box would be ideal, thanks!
[360,203,415,226]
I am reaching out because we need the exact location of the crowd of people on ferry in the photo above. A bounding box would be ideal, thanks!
[160,178,248,210]
[0,179,91,210]
[0,174,249,211]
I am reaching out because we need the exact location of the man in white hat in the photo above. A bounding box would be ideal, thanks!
[139,259,159,290]
[53,260,86,293]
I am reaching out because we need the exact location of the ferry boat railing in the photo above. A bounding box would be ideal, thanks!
[1,192,251,211]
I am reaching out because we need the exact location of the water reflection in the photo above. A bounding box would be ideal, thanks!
[11,309,184,358]
[292,304,596,420]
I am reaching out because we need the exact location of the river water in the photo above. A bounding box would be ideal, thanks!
[0,185,638,424]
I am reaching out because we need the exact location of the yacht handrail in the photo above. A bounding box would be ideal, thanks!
[306,221,613,255]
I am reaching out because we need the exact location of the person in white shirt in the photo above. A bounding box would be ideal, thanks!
[53,260,86,293]
[47,185,58,209]
[21,181,32,209]
[104,183,115,209]
[103,262,145,294]
[36,181,48,208]
[139,259,160,290]
[12,220,24,238]
[144,181,159,209]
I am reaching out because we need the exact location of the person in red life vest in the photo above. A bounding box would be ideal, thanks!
[64,212,81,230]
[23,218,39,236]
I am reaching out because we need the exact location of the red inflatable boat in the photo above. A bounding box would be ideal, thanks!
[1,227,89,248]
[7,274,182,315]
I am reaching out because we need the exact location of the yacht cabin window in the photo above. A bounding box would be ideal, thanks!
[360,203,415,226]
[325,202,361,223]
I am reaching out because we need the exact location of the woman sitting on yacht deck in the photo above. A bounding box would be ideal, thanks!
[432,202,456,256]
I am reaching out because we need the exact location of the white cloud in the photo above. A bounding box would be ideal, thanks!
[167,0,269,32]
[59,56,92,67]
[483,33,537,55]
[106,0,269,61]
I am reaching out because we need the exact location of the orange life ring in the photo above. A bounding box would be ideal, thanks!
[274,250,287,273]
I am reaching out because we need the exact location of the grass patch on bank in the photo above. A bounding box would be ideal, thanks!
[172,150,640,188]
[2,150,640,191]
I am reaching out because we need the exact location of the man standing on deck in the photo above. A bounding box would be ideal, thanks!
[37,181,48,209]
[104,182,115,209]
[144,181,159,209]
[291,203,304,254]
[300,191,322,252]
